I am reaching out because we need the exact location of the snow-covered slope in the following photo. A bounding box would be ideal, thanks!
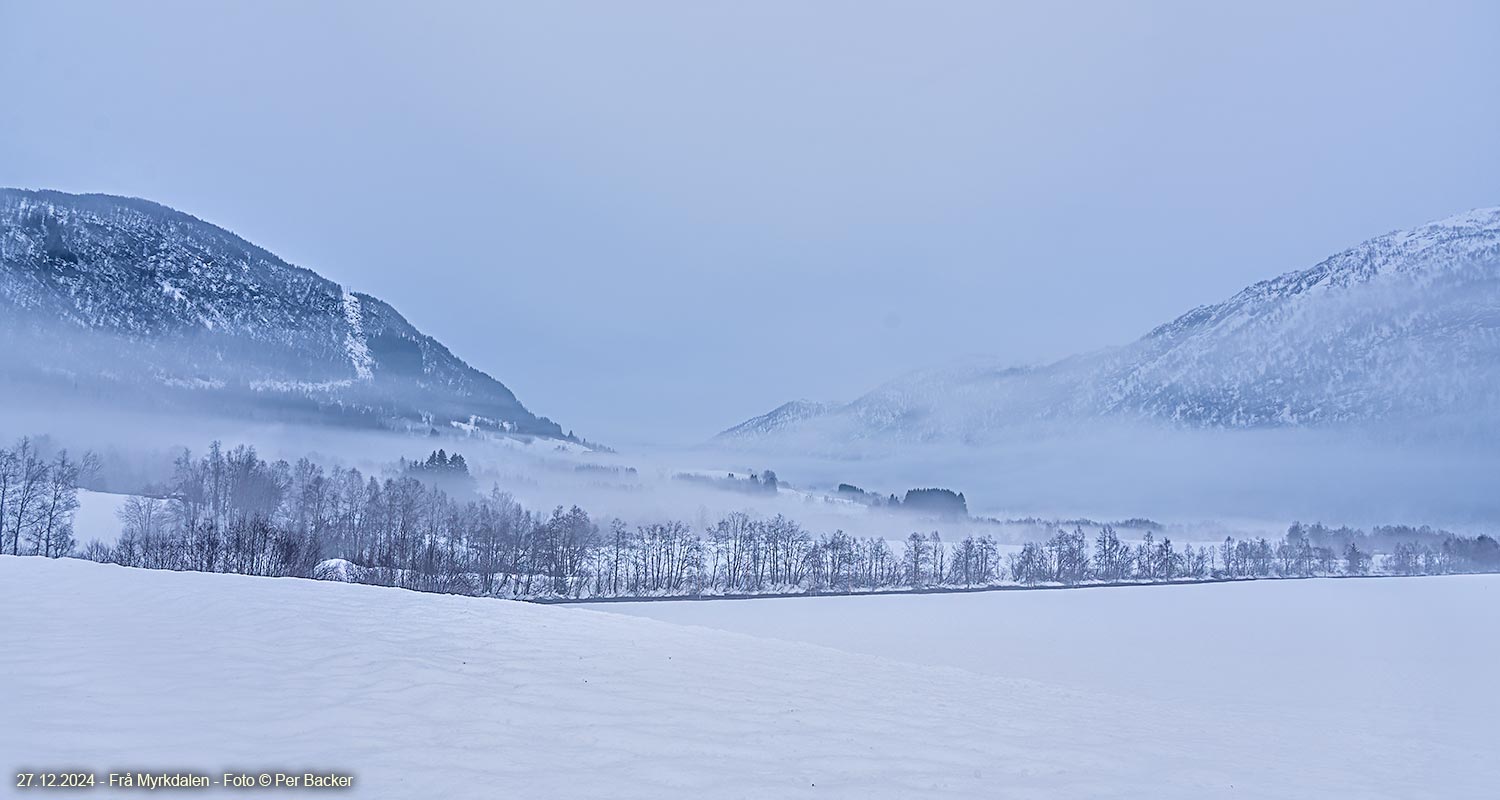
[721,207,1500,446]
[10,557,1490,798]
[717,400,840,438]
[0,189,567,438]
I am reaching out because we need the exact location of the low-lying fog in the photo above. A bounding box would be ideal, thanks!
[5,392,1498,547]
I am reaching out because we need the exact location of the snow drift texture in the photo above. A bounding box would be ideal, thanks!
[7,556,1496,798]
[722,207,1500,446]
[0,189,565,438]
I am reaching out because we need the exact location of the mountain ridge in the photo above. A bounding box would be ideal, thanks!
[0,188,572,440]
[720,205,1500,447]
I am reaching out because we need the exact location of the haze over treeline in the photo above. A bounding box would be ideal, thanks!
[8,436,1496,605]
[7,189,1500,526]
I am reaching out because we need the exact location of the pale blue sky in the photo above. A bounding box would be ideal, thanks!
[2,1,1496,445]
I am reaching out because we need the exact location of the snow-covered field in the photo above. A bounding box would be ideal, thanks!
[5,558,1495,798]
[71,490,133,545]
[606,577,1500,795]
[604,576,1500,709]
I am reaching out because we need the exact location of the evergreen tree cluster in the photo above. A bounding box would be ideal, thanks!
[673,470,779,495]
[405,449,471,479]
[894,488,969,518]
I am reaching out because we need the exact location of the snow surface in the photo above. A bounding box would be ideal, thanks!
[340,288,375,382]
[605,576,1500,797]
[70,490,134,546]
[5,558,1495,798]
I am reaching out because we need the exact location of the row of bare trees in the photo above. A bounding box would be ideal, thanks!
[0,438,92,559]
[1003,524,1500,585]
[11,439,1499,599]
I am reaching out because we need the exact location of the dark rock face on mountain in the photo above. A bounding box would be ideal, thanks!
[721,206,1500,448]
[0,189,567,438]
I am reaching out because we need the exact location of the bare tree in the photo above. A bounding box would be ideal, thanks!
[902,532,929,587]
[29,451,84,557]
[4,439,47,556]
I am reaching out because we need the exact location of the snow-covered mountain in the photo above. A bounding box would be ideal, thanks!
[0,189,569,438]
[717,400,841,438]
[721,206,1500,447]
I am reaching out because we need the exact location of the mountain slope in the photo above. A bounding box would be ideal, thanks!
[721,206,1500,446]
[717,400,840,438]
[0,189,567,438]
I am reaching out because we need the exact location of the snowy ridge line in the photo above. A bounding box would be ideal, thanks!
[718,204,1500,445]
[0,189,571,439]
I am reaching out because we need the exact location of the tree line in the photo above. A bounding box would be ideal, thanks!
[1004,524,1498,585]
[7,439,1499,600]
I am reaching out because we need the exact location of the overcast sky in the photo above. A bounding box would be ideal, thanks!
[2,1,1497,446]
